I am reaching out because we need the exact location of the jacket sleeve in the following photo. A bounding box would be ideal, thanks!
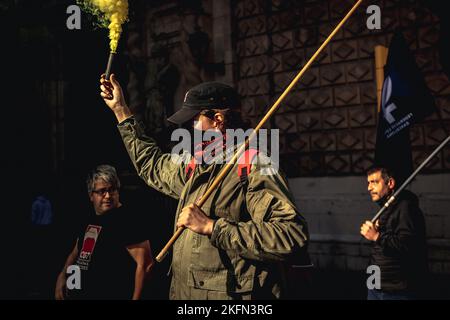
[375,200,422,256]
[209,155,309,262]
[117,116,189,200]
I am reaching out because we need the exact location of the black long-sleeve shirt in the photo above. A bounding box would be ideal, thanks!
[371,190,428,292]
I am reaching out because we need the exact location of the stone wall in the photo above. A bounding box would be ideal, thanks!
[232,0,450,177]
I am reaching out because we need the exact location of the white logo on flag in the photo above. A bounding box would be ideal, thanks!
[382,76,397,124]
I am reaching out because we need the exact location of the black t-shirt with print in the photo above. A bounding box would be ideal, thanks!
[69,206,147,299]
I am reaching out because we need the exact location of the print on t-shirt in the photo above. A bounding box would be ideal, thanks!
[77,225,102,270]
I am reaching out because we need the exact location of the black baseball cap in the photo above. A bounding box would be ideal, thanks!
[167,81,240,125]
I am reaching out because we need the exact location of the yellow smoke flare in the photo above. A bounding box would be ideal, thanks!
[90,0,128,52]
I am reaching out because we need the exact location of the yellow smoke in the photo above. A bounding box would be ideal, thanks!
[90,0,128,52]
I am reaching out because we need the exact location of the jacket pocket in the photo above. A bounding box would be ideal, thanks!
[248,192,274,223]
[187,268,254,293]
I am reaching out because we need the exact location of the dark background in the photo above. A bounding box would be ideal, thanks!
[0,0,176,299]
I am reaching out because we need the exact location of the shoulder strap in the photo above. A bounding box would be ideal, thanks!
[186,148,259,183]
[237,149,259,185]
[185,156,197,180]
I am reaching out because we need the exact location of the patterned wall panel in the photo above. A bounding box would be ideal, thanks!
[233,0,450,177]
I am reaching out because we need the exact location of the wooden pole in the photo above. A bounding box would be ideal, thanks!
[156,0,365,262]
[374,45,388,113]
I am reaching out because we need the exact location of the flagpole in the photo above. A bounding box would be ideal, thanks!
[371,135,450,223]
[374,45,388,113]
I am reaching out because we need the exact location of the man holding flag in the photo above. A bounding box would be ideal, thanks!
[361,166,428,300]
[360,31,435,300]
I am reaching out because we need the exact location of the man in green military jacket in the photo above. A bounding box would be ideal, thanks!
[99,74,309,299]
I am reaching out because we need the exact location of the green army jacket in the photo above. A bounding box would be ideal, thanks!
[118,116,309,299]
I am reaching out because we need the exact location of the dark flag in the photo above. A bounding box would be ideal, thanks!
[375,32,436,184]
